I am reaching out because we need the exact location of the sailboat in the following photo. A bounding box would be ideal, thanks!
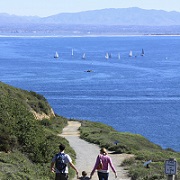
[105,52,109,59]
[141,49,144,56]
[118,53,121,59]
[54,51,59,58]
[82,53,86,59]
[129,50,132,57]
[71,48,74,56]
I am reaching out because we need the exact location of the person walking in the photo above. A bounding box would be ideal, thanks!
[51,143,78,180]
[90,147,117,180]
[77,171,91,180]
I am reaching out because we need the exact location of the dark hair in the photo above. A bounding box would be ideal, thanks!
[59,144,65,151]
[82,171,87,176]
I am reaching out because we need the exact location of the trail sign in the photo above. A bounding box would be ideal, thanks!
[165,159,177,175]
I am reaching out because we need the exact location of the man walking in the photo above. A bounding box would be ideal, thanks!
[51,143,78,180]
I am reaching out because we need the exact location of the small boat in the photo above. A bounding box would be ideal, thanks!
[129,50,132,57]
[54,52,59,58]
[85,70,93,72]
[105,52,109,59]
[141,49,144,56]
[82,53,86,59]
[72,48,74,56]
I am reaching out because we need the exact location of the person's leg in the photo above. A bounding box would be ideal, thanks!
[103,173,109,180]
[99,172,109,180]
[55,173,68,180]
[97,172,104,180]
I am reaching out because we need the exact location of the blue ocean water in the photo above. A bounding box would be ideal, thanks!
[0,36,180,151]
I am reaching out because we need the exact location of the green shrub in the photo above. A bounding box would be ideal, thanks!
[0,82,75,179]
[122,157,136,166]
[40,119,52,126]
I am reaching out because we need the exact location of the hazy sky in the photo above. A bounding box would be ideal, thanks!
[1,0,180,17]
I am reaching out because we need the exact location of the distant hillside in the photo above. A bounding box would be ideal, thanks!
[1,8,180,36]
[0,13,40,24]
[1,7,180,26]
[41,7,180,26]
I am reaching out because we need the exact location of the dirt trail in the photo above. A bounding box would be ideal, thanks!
[60,121,132,180]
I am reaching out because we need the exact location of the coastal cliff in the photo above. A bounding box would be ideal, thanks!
[0,81,74,179]
[0,81,179,179]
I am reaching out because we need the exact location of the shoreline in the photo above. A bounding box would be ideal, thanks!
[1,34,180,38]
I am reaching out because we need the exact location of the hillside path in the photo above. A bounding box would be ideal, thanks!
[59,121,132,180]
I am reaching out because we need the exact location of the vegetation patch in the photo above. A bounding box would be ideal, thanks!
[1,81,180,179]
[79,120,180,180]
[0,82,75,179]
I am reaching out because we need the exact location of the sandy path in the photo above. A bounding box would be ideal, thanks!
[60,121,132,180]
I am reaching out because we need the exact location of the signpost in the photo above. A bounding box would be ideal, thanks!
[165,158,177,180]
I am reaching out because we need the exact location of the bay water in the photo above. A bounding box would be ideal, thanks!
[0,36,180,151]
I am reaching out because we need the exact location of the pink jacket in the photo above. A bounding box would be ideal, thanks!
[91,154,116,174]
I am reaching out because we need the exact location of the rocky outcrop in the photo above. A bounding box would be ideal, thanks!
[31,108,55,120]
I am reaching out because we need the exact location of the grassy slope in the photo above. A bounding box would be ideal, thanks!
[0,82,75,180]
[79,120,180,180]
[1,81,180,179]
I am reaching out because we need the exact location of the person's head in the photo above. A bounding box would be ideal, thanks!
[100,147,108,155]
[82,171,87,177]
[59,144,65,152]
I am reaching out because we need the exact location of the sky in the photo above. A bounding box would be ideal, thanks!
[1,0,180,17]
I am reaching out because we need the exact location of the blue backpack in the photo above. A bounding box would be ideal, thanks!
[55,153,66,172]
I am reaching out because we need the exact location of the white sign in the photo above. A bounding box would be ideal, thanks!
[143,160,152,167]
[165,159,177,175]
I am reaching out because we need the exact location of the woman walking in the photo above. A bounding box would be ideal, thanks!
[90,148,117,180]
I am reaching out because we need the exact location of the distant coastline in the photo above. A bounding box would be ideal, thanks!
[1,8,180,38]
[1,34,180,38]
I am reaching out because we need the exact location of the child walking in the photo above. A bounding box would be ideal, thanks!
[77,171,91,180]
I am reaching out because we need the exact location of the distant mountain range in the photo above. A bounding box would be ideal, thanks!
[41,7,180,26]
[1,8,180,36]
[1,7,180,26]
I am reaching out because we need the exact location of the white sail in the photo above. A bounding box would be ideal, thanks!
[118,53,121,59]
[82,53,86,59]
[105,52,109,59]
[72,48,74,56]
[129,50,132,57]
[54,51,59,58]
